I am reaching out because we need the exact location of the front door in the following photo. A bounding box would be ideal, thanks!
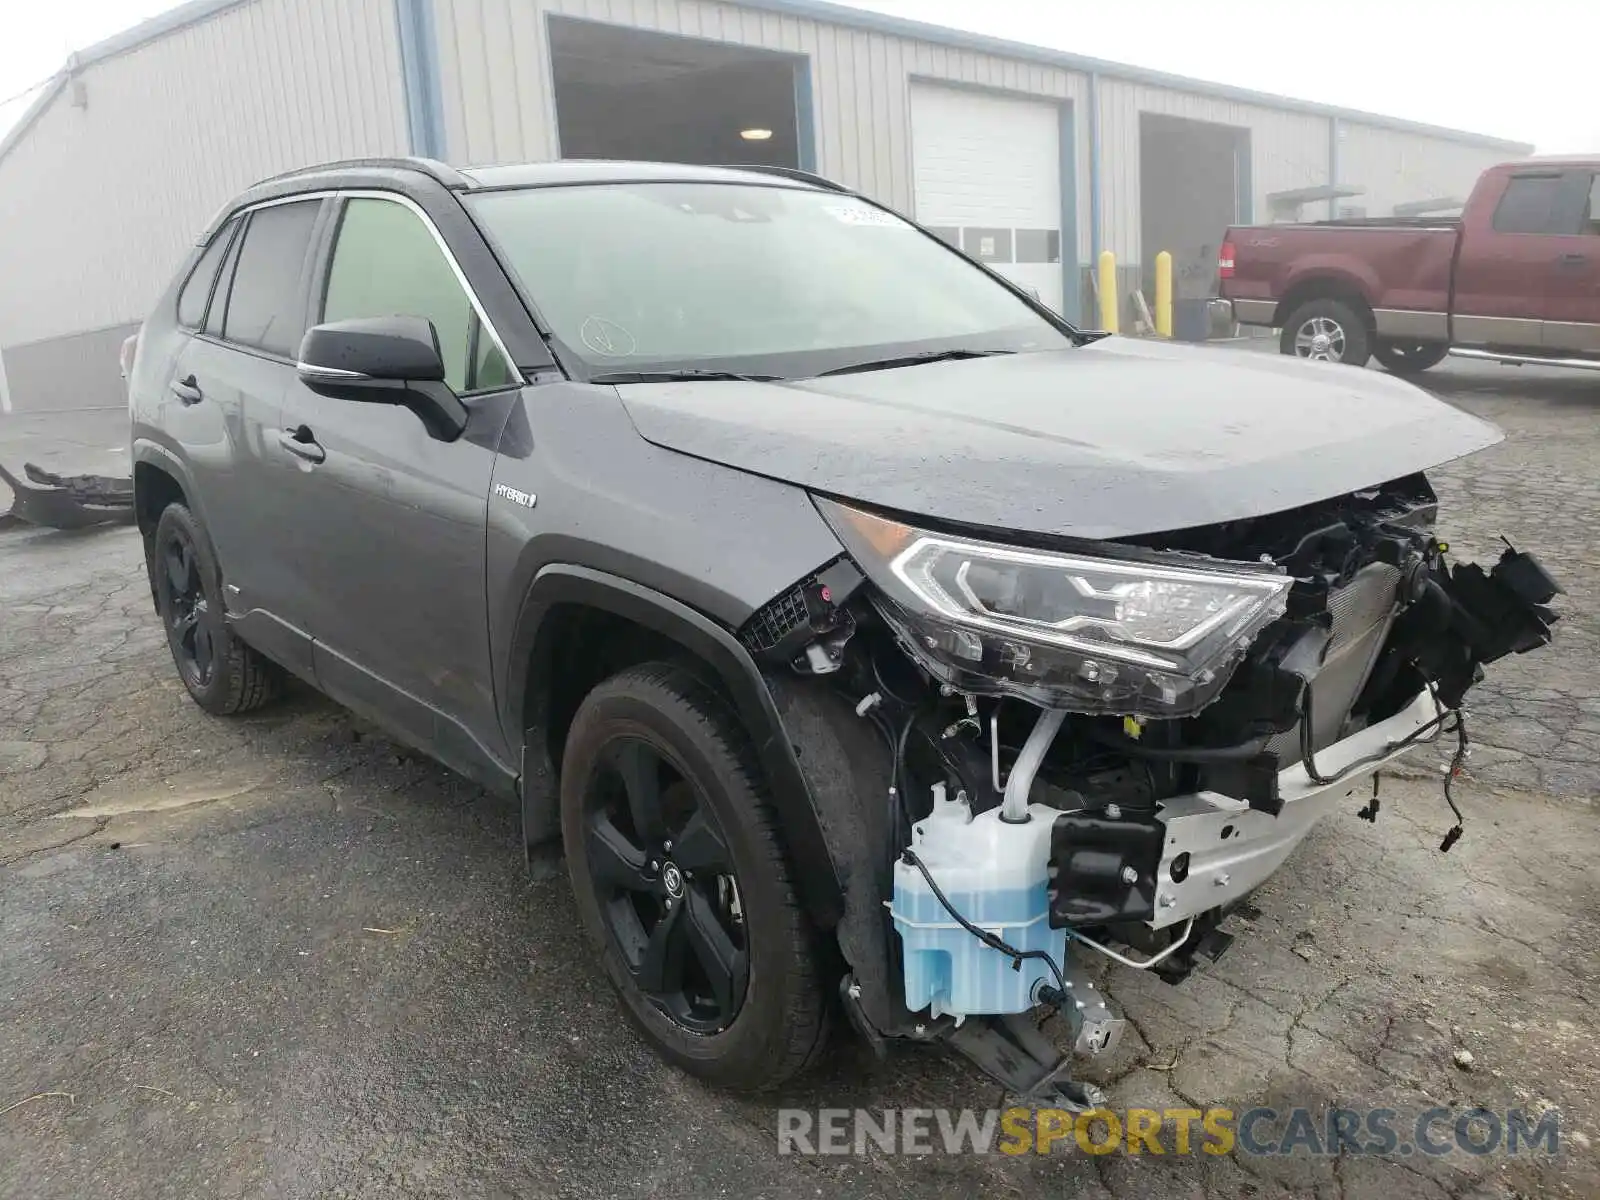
[274,193,523,786]
[1542,171,1600,354]
[1452,170,1574,349]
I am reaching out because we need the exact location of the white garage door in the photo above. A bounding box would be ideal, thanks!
[910,83,1064,313]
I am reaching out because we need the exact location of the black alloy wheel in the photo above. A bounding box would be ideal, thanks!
[583,736,749,1033]
[558,663,831,1090]
[158,522,216,691]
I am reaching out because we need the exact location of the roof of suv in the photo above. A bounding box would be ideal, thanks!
[460,160,834,190]
[214,157,844,238]
[253,156,834,195]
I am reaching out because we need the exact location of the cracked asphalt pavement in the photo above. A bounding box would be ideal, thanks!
[3,361,1598,1199]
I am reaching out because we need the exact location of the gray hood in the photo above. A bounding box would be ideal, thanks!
[616,337,1502,540]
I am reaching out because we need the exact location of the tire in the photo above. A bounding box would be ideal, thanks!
[150,502,281,716]
[1373,339,1449,375]
[559,662,830,1091]
[1279,298,1372,367]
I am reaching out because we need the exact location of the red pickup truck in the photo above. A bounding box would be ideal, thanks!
[1220,159,1600,373]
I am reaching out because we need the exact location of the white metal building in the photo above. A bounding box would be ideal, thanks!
[0,0,1531,413]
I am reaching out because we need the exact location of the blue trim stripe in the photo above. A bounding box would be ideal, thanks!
[1057,100,1080,324]
[395,0,447,160]
[1328,116,1341,219]
[794,59,817,172]
[1236,130,1253,224]
[1087,73,1102,264]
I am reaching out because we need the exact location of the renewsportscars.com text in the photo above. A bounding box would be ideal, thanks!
[777,1106,1563,1158]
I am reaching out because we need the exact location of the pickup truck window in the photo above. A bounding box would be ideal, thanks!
[1587,175,1600,234]
[1492,174,1572,235]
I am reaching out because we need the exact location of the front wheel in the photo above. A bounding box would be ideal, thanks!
[559,663,831,1091]
[1280,298,1372,367]
[1373,339,1449,375]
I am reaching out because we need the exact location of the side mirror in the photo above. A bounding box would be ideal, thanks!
[297,316,468,441]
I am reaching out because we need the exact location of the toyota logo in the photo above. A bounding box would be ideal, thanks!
[661,862,684,898]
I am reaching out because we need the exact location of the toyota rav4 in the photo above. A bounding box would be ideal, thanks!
[128,158,1559,1103]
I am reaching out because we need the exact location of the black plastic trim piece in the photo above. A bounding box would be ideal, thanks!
[513,564,845,925]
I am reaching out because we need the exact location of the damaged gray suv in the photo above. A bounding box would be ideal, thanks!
[128,158,1559,1102]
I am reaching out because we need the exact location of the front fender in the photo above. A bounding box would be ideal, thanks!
[512,564,846,927]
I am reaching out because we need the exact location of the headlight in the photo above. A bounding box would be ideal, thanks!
[817,498,1292,717]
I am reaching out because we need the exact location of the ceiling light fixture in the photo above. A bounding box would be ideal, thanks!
[740,127,774,141]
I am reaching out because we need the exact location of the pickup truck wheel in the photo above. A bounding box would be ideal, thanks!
[1373,339,1449,375]
[150,502,282,715]
[559,663,830,1091]
[1281,299,1371,367]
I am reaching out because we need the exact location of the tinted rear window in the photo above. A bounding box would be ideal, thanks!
[221,200,321,355]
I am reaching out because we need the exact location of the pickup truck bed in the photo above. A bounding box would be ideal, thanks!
[1220,159,1600,374]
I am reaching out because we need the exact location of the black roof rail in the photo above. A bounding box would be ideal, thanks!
[726,164,851,193]
[253,156,475,190]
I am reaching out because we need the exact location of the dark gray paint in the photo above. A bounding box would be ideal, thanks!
[483,382,846,752]
[617,337,1503,540]
[2,322,139,413]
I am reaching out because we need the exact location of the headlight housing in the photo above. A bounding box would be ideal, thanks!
[817,498,1292,717]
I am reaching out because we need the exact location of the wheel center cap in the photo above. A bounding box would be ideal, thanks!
[1312,334,1331,351]
[661,862,684,898]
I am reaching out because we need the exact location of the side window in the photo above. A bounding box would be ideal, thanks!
[1492,175,1568,234]
[1586,175,1600,235]
[177,218,239,328]
[221,199,321,356]
[321,197,513,393]
[204,220,246,339]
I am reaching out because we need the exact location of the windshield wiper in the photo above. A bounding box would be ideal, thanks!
[588,369,782,384]
[817,348,1015,377]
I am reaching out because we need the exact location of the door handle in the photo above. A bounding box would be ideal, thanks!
[1558,253,1589,267]
[279,426,326,465]
[169,375,203,404]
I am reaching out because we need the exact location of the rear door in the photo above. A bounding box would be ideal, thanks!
[1541,171,1600,354]
[275,192,522,784]
[1453,169,1576,349]
[166,197,326,677]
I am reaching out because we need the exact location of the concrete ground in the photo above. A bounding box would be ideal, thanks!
[2,363,1597,1199]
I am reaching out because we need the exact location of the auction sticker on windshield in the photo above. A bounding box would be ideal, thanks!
[824,203,909,228]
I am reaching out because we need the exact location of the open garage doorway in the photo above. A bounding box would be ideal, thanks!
[1139,113,1249,318]
[550,17,806,170]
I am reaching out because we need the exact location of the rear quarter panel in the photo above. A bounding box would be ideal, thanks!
[1224,225,1457,317]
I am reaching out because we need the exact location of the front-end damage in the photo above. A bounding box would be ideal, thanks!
[740,474,1560,1105]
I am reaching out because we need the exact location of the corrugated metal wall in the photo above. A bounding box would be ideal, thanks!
[1337,122,1511,218]
[0,0,409,354]
[428,0,1095,263]
[1095,78,1331,264]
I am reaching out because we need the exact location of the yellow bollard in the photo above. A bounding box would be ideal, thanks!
[1154,251,1173,338]
[1097,250,1119,334]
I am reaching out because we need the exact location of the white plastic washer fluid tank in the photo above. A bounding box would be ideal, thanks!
[891,787,1068,1019]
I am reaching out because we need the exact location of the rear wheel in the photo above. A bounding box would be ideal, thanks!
[559,663,830,1091]
[150,503,281,715]
[1373,339,1449,375]
[1280,298,1372,367]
